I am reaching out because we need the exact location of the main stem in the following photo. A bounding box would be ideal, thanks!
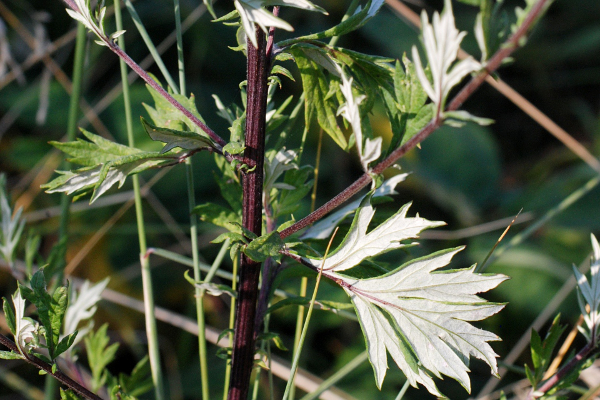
[227,26,268,400]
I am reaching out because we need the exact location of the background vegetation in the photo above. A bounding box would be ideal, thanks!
[1,0,600,398]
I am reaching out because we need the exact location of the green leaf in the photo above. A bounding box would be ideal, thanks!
[50,129,141,167]
[60,388,84,400]
[43,131,170,203]
[271,65,295,82]
[223,141,245,155]
[55,331,78,359]
[243,231,284,262]
[143,80,207,132]
[291,49,347,149]
[19,273,70,360]
[194,282,237,298]
[85,323,119,392]
[0,350,23,360]
[257,331,288,351]
[0,180,25,267]
[211,231,247,245]
[402,103,435,145]
[528,315,565,386]
[444,110,494,127]
[140,117,219,154]
[119,356,153,397]
[3,297,16,336]
[193,203,241,232]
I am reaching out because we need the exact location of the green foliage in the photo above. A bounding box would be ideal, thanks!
[18,270,78,361]
[525,315,565,389]
[42,129,171,203]
[85,323,119,392]
[59,388,84,400]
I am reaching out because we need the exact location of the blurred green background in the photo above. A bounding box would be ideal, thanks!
[1,0,600,399]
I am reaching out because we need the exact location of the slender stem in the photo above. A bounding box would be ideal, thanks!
[282,228,338,400]
[223,255,239,400]
[58,22,86,240]
[50,20,87,400]
[123,0,179,92]
[299,351,368,400]
[227,25,269,400]
[279,0,551,240]
[114,2,164,399]
[0,334,101,400]
[290,127,322,400]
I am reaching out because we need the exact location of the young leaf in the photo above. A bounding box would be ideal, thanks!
[18,272,71,360]
[573,234,600,342]
[337,66,382,171]
[526,315,565,387]
[334,247,508,394]
[411,0,480,111]
[301,194,445,272]
[264,149,298,194]
[11,288,39,354]
[140,117,220,154]
[234,0,327,48]
[0,178,25,268]
[3,297,16,336]
[243,231,284,262]
[194,282,237,298]
[278,0,384,44]
[63,278,109,356]
[85,323,119,392]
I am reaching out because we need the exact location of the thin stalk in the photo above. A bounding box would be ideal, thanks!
[289,0,359,392]
[114,2,165,399]
[223,255,239,400]
[123,0,179,92]
[282,228,338,400]
[58,22,86,240]
[48,21,87,400]
[289,127,322,400]
[394,380,411,400]
[227,25,269,400]
[299,351,368,400]
[170,1,210,397]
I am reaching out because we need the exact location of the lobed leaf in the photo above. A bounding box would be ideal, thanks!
[337,247,508,394]
[302,195,445,272]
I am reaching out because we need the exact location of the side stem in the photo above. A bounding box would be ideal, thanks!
[227,25,269,400]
